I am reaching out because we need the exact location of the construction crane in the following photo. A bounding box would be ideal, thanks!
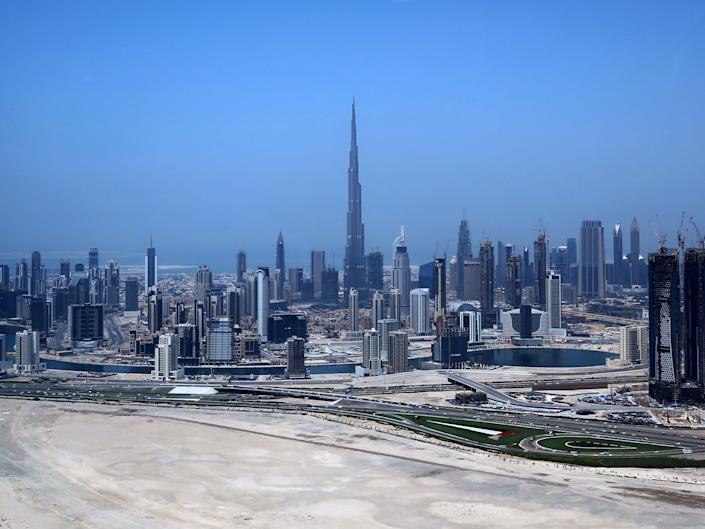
[650,214,667,249]
[692,219,705,249]
[676,210,691,255]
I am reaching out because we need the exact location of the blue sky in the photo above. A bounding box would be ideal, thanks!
[2,1,704,271]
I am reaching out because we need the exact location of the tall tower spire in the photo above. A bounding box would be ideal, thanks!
[344,99,366,291]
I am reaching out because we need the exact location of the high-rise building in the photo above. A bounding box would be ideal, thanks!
[343,99,366,291]
[371,290,384,329]
[348,288,359,331]
[15,259,28,292]
[684,247,705,390]
[227,286,243,325]
[175,323,195,358]
[455,217,471,297]
[286,336,306,378]
[432,258,446,316]
[311,250,325,299]
[0,264,9,290]
[387,330,409,374]
[14,330,41,373]
[237,250,247,283]
[257,268,270,341]
[479,240,495,327]
[613,223,624,286]
[388,288,401,322]
[578,220,605,299]
[147,288,163,333]
[195,265,212,304]
[506,255,522,308]
[410,288,430,335]
[0,333,6,364]
[105,260,120,308]
[288,268,303,298]
[362,329,382,375]
[566,237,578,287]
[145,238,157,295]
[630,217,640,286]
[69,303,104,345]
[321,267,339,302]
[534,232,547,309]
[206,317,233,362]
[152,333,183,381]
[546,271,562,330]
[124,277,139,312]
[365,250,384,292]
[462,259,481,302]
[276,232,286,295]
[648,248,680,402]
[88,247,99,270]
[620,325,648,364]
[377,318,400,362]
[30,251,45,298]
[392,226,411,315]
[58,259,70,281]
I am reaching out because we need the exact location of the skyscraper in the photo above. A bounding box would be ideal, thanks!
[286,336,306,378]
[276,232,285,295]
[124,277,139,312]
[237,250,246,283]
[434,257,447,316]
[147,288,163,333]
[613,223,624,286]
[14,329,40,373]
[534,232,547,309]
[145,238,157,295]
[546,271,562,330]
[311,250,325,299]
[479,240,495,327]
[388,288,401,321]
[371,290,384,329]
[0,264,9,290]
[455,217,471,297]
[506,255,522,308]
[257,268,270,341]
[578,220,605,299]
[348,288,359,332]
[88,247,99,270]
[630,216,640,285]
[30,251,42,297]
[206,317,233,362]
[15,259,28,291]
[684,247,705,392]
[362,329,382,375]
[387,330,409,374]
[463,259,481,302]
[194,265,212,305]
[410,288,430,335]
[343,99,366,290]
[392,226,411,315]
[152,333,183,381]
[648,248,681,402]
[365,250,384,291]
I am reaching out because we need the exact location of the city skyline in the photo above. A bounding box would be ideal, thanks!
[2,2,705,270]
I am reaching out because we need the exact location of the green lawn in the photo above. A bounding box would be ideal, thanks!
[537,436,674,453]
[390,413,546,447]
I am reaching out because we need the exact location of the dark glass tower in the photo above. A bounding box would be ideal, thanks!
[684,248,705,392]
[455,218,471,297]
[145,237,157,295]
[479,240,495,328]
[237,250,246,283]
[365,250,384,291]
[433,257,447,316]
[648,248,681,402]
[276,232,285,295]
[613,223,624,286]
[343,100,366,290]
[88,247,99,269]
[630,216,640,286]
[533,231,547,309]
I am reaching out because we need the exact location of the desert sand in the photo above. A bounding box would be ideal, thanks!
[0,399,704,528]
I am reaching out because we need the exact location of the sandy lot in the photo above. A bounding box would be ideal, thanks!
[0,399,704,529]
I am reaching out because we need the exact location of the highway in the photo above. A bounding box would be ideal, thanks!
[1,377,704,459]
